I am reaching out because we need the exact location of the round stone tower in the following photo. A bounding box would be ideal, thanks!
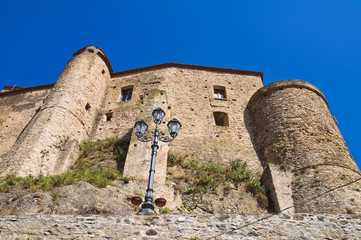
[1,46,111,177]
[248,80,361,214]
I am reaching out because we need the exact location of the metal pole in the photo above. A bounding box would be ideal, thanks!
[139,123,160,214]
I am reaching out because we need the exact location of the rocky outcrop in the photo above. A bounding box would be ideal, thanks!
[0,182,132,216]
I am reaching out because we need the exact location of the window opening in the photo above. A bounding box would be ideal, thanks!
[105,112,113,121]
[120,86,133,102]
[85,103,91,111]
[214,86,227,100]
[213,112,229,126]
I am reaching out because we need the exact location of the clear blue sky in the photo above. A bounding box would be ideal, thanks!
[0,1,360,167]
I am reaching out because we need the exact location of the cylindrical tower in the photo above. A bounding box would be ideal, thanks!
[248,80,361,213]
[1,46,111,177]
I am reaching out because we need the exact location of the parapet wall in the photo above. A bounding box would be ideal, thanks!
[0,214,360,239]
[248,80,361,214]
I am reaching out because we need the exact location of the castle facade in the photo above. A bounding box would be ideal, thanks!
[0,45,360,214]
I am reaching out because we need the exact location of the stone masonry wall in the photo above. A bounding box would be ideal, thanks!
[94,67,264,183]
[0,46,111,177]
[0,88,51,157]
[0,214,360,239]
[1,45,360,217]
[248,80,361,214]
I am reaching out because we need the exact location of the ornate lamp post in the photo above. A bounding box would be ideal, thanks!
[131,108,181,214]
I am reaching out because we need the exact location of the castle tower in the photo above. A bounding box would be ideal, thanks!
[0,46,111,177]
[248,80,361,213]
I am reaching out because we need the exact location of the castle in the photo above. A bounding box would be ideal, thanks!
[0,45,360,215]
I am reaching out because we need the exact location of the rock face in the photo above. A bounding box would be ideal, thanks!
[0,182,133,216]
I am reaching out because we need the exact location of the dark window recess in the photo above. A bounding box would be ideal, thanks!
[85,103,91,111]
[105,112,113,121]
[214,86,227,99]
[121,86,133,102]
[213,112,229,126]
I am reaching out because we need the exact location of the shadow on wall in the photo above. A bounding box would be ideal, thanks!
[243,107,265,168]
[115,136,131,172]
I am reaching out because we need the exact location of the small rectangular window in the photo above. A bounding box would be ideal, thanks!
[105,112,113,121]
[213,112,229,126]
[120,86,133,102]
[214,86,226,100]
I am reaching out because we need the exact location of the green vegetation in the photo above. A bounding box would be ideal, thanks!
[159,207,171,214]
[0,137,129,193]
[77,136,128,171]
[167,153,268,208]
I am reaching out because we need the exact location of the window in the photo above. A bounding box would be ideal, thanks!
[214,86,226,100]
[213,112,229,126]
[85,103,91,111]
[120,86,133,102]
[105,112,113,121]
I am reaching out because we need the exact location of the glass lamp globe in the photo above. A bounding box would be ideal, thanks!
[152,108,166,124]
[167,118,182,138]
[134,119,148,137]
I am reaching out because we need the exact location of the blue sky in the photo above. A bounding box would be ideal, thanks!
[0,1,360,167]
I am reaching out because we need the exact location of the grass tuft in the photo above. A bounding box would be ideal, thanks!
[160,207,171,214]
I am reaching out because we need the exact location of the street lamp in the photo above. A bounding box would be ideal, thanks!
[131,108,181,214]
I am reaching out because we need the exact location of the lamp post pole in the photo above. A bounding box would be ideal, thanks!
[132,108,181,214]
[141,122,160,214]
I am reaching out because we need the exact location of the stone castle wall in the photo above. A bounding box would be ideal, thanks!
[248,80,361,214]
[0,46,359,215]
[0,86,51,157]
[0,47,264,182]
[93,67,264,182]
[0,46,111,177]
[0,214,360,239]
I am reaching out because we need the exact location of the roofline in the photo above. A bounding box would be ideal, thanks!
[2,86,23,91]
[0,63,263,97]
[111,63,263,81]
[73,46,263,80]
[0,84,54,98]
